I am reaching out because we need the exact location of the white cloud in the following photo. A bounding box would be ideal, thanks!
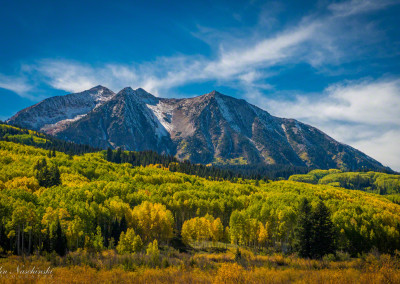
[266,79,400,126]
[203,23,317,79]
[329,0,399,17]
[36,60,98,92]
[0,74,33,98]
[23,21,318,96]
[352,130,400,171]
[258,78,400,171]
[28,0,394,96]
[2,0,396,98]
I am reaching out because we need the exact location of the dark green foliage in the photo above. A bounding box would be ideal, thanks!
[294,198,313,258]
[120,216,127,235]
[294,199,336,259]
[310,201,336,258]
[104,148,305,182]
[54,221,67,256]
[115,147,122,164]
[0,225,10,253]
[224,164,311,180]
[49,165,61,187]
[34,159,61,187]
[110,216,128,246]
[111,219,121,244]
[107,147,113,162]
[104,148,245,181]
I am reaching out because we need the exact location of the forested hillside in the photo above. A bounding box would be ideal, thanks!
[0,122,310,180]
[1,140,400,259]
[289,169,400,194]
[0,123,100,155]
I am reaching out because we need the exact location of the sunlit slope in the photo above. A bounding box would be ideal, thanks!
[289,169,400,194]
[0,141,399,254]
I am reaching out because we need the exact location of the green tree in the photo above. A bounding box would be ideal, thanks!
[49,165,61,187]
[93,226,104,252]
[146,239,160,267]
[34,159,61,187]
[310,200,336,258]
[294,198,313,258]
[107,147,113,161]
[54,220,67,256]
[116,228,143,254]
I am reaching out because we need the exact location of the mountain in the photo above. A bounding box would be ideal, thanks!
[9,85,115,135]
[7,86,386,170]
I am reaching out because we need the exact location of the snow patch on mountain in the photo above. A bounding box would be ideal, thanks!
[215,96,241,132]
[41,114,88,135]
[7,86,115,131]
[146,101,173,137]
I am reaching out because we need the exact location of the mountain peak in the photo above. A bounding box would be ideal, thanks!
[7,86,386,171]
[90,85,108,90]
[205,90,222,97]
[196,90,225,102]
[119,86,134,93]
[135,87,148,93]
[87,85,114,96]
[115,87,157,105]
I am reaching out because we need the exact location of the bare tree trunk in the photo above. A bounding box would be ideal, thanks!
[37,234,42,256]
[28,230,32,255]
[22,224,24,255]
[17,225,20,255]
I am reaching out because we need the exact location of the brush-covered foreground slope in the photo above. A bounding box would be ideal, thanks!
[0,141,399,255]
[7,86,386,170]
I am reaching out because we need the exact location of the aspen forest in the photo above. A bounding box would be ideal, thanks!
[1,125,400,283]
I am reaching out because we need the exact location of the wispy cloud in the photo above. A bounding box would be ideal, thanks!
[34,60,141,93]
[329,0,399,17]
[260,78,400,170]
[2,0,396,98]
[0,74,33,98]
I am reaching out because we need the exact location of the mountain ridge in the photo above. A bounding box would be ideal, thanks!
[7,86,387,171]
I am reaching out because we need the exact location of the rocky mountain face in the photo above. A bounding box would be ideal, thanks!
[7,86,385,170]
[9,85,115,135]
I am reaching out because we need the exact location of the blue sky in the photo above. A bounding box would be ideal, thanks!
[1,0,400,170]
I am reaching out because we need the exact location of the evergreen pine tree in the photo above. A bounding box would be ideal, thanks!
[111,219,121,244]
[114,148,122,164]
[120,215,127,234]
[43,228,51,253]
[54,221,67,256]
[294,198,313,258]
[107,147,113,162]
[310,200,336,258]
[50,165,61,187]
[35,159,51,187]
